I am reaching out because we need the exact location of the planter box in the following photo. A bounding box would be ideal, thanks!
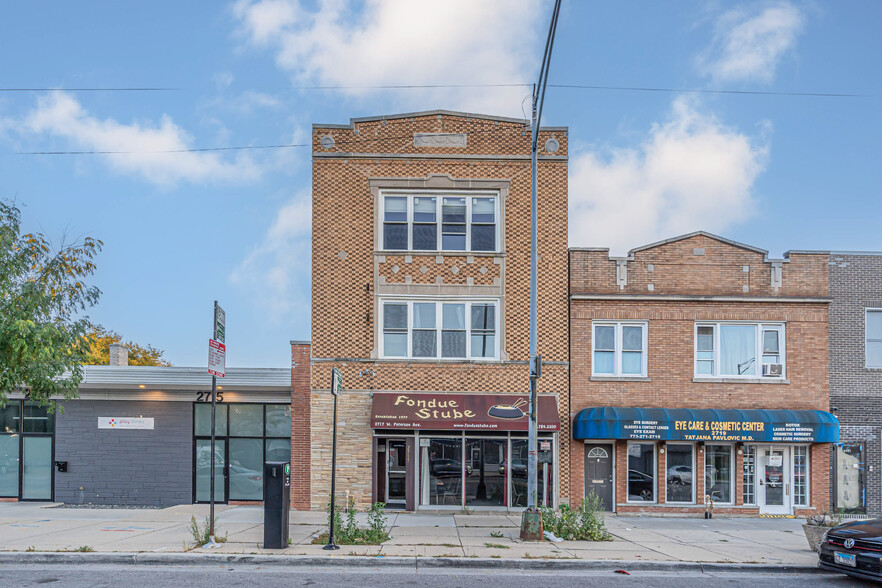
[803,524,829,552]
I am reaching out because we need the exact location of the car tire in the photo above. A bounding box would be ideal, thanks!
[640,489,653,501]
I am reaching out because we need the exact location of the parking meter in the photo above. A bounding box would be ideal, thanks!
[263,461,290,549]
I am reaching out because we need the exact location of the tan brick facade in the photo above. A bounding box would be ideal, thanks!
[570,233,832,515]
[302,111,570,510]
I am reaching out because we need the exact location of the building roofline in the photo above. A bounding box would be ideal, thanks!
[313,109,567,132]
[628,231,769,257]
[789,249,882,256]
[79,365,291,391]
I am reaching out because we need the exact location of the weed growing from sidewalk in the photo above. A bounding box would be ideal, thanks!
[73,546,94,552]
[539,492,612,541]
[187,515,227,548]
[489,531,504,538]
[313,497,390,545]
[484,543,510,549]
[25,546,35,552]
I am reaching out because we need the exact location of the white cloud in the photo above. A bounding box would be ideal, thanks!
[569,97,769,255]
[699,1,805,83]
[230,192,312,314]
[232,0,544,114]
[11,92,260,187]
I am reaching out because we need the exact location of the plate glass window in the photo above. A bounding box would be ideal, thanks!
[867,310,882,368]
[628,443,655,502]
[705,445,733,503]
[666,444,693,503]
[742,445,756,505]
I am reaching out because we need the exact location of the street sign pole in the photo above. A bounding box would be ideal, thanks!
[324,368,342,550]
[206,300,225,549]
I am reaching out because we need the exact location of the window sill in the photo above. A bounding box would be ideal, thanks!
[590,376,651,382]
[692,378,789,384]
[375,250,504,257]
[378,358,502,364]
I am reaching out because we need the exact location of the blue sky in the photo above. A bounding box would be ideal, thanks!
[1,1,879,368]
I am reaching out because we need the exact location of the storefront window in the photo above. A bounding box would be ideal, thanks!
[193,403,291,503]
[466,438,506,507]
[665,444,693,503]
[705,445,732,503]
[835,443,864,512]
[22,401,54,433]
[793,446,808,506]
[742,445,756,505]
[628,443,655,502]
[0,434,19,497]
[510,439,553,507]
[422,438,463,506]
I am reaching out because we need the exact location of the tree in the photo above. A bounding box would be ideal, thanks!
[85,326,171,367]
[0,200,102,409]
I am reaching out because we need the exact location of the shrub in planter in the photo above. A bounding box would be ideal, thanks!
[803,512,842,553]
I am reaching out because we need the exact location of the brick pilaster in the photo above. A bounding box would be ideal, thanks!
[291,341,312,510]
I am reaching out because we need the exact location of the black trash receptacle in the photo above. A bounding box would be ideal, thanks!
[263,461,290,549]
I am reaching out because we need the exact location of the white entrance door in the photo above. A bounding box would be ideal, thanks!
[758,447,791,515]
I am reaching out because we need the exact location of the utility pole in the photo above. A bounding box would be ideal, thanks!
[521,0,562,541]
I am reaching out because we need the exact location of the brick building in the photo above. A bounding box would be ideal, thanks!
[292,110,570,511]
[828,252,882,515]
[569,232,837,516]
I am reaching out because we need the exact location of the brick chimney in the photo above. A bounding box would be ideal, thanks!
[290,340,311,510]
[109,343,129,366]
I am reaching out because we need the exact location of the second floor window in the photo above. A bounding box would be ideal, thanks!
[382,300,498,360]
[382,194,498,252]
[695,323,785,378]
[592,322,647,377]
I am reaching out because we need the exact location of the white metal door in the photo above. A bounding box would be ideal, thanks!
[758,446,791,515]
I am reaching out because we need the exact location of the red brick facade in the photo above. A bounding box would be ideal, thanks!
[570,233,832,515]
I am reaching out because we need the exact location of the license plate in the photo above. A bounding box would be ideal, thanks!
[835,552,856,567]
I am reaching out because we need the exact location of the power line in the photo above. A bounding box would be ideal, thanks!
[0,84,867,98]
[0,88,181,92]
[549,84,866,98]
[16,120,535,155]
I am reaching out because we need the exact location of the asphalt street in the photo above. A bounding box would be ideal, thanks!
[0,564,865,587]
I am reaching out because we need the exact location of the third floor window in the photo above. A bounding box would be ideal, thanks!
[382,193,498,253]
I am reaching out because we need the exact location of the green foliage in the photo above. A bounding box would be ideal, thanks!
[0,200,102,409]
[188,515,227,547]
[315,497,390,545]
[73,545,94,552]
[539,492,613,541]
[84,325,171,366]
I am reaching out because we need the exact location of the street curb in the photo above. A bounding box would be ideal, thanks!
[0,552,826,574]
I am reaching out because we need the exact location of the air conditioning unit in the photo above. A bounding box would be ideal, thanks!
[762,363,783,377]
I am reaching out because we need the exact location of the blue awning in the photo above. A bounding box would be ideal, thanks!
[573,407,839,443]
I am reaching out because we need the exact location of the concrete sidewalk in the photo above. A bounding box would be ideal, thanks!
[0,503,818,567]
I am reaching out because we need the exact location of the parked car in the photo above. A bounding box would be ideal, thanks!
[430,458,470,477]
[666,465,693,486]
[498,458,527,478]
[819,518,882,582]
[628,470,654,501]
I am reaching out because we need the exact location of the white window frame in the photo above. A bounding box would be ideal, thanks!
[591,321,648,377]
[704,443,735,505]
[380,190,500,253]
[664,443,695,504]
[379,298,500,361]
[626,442,657,504]
[867,308,882,369]
[793,444,810,507]
[693,322,786,379]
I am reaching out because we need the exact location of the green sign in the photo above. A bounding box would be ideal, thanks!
[215,306,226,343]
[284,463,290,475]
[331,367,343,397]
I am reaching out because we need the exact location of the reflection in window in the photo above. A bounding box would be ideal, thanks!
[442,304,466,358]
[383,303,408,357]
[422,438,463,506]
[466,439,507,507]
[665,444,693,503]
[794,446,808,506]
[383,196,407,250]
[742,445,756,505]
[628,443,655,502]
[705,445,732,503]
[592,322,646,377]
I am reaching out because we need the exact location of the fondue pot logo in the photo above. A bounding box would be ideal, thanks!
[488,398,528,420]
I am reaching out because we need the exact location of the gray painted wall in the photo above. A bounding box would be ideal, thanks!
[54,400,192,506]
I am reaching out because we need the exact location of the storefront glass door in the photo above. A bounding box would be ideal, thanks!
[758,447,791,514]
[465,439,506,507]
[386,440,407,506]
[21,436,53,500]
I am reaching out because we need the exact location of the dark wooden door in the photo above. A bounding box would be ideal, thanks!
[584,444,613,511]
